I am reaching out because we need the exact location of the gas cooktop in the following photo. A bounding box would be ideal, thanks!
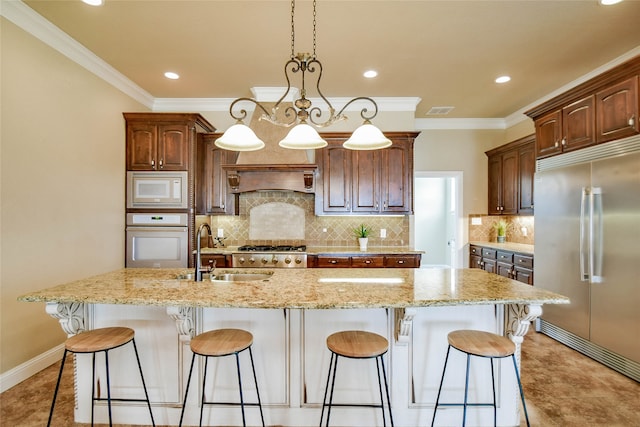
[237,245,306,252]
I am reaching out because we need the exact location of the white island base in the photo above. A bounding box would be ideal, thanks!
[47,302,539,427]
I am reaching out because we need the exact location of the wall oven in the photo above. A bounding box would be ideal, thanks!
[127,171,188,209]
[126,213,188,268]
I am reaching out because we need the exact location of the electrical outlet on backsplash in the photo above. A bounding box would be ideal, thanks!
[468,215,534,245]
[197,192,411,247]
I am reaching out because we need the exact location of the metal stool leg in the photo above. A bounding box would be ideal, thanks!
[131,338,155,426]
[380,355,394,427]
[375,357,387,427]
[248,346,266,427]
[91,353,97,426]
[319,352,336,427]
[46,350,68,427]
[325,353,340,427]
[462,353,471,427]
[511,355,531,427]
[235,352,247,427]
[490,358,497,427]
[105,350,113,427]
[178,352,197,427]
[430,345,451,427]
[199,356,209,427]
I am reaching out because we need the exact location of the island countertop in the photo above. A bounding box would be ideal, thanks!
[19,267,568,309]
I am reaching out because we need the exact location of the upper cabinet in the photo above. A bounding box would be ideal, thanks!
[486,134,535,216]
[196,133,238,215]
[124,113,215,171]
[526,56,640,159]
[315,132,418,215]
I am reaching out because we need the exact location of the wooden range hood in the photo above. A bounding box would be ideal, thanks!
[221,164,317,194]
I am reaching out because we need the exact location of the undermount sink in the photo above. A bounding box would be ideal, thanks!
[211,273,273,282]
[176,271,273,282]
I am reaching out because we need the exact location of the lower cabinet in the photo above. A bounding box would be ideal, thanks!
[196,253,229,269]
[469,245,533,285]
[310,254,421,268]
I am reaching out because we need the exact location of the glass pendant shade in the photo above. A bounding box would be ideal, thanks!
[278,123,328,149]
[214,122,265,151]
[343,122,392,150]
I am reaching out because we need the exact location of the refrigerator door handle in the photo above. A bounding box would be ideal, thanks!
[580,187,590,281]
[591,187,604,283]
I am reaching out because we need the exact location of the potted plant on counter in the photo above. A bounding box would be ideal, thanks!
[354,224,371,251]
[494,219,508,243]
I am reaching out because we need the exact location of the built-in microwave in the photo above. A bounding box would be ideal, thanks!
[126,171,188,209]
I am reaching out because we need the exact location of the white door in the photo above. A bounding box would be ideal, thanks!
[413,172,462,268]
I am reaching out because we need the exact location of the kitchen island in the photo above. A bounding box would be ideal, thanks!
[20,267,568,426]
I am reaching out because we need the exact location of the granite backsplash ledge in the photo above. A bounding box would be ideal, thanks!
[468,215,534,245]
[198,192,410,247]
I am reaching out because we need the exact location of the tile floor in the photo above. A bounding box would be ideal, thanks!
[1,331,638,426]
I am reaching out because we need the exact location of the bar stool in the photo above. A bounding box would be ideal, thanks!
[179,328,265,427]
[320,330,393,427]
[430,329,530,427]
[47,327,155,427]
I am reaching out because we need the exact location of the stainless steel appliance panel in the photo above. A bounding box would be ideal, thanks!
[535,162,591,339]
[589,152,640,361]
[127,171,188,209]
[126,213,189,268]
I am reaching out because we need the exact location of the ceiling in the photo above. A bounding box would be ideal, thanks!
[21,0,640,120]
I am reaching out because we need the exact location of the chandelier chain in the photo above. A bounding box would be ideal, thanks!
[290,0,295,59]
[312,0,317,58]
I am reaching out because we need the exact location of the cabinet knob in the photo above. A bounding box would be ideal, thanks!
[159,159,164,169]
[151,159,156,169]
[561,138,566,146]
[397,260,405,264]
[365,259,372,264]
[330,260,338,264]
[554,141,559,148]
[629,115,636,127]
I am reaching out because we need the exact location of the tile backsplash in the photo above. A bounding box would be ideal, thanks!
[198,191,409,247]
[468,215,534,245]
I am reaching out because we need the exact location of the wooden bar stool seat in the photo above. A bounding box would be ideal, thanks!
[48,327,155,427]
[431,329,530,427]
[179,328,265,427]
[320,330,393,427]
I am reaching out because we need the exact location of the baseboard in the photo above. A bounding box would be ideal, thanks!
[0,344,64,393]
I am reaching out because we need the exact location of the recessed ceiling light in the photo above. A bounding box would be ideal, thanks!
[82,0,104,6]
[600,0,623,5]
[495,75,511,84]
[164,72,180,80]
[363,70,378,79]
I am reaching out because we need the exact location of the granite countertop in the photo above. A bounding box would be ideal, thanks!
[197,246,424,255]
[18,267,568,309]
[469,241,535,255]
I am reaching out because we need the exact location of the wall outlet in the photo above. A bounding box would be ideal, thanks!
[471,217,482,225]
[521,227,528,237]
[380,228,387,238]
[322,228,328,233]
[217,228,224,238]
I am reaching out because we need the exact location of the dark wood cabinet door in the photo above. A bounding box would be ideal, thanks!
[513,267,534,285]
[518,141,535,214]
[482,259,496,274]
[317,256,351,267]
[157,124,189,170]
[487,154,502,215]
[381,142,412,213]
[384,255,421,268]
[497,261,513,279]
[562,95,595,153]
[198,254,228,269]
[351,256,384,268]
[470,254,483,269]
[322,145,351,212]
[596,76,639,143]
[500,150,518,215]
[535,110,563,159]
[351,150,379,212]
[196,134,237,215]
[127,124,157,170]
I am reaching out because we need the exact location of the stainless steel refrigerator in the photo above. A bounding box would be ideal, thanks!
[534,135,640,382]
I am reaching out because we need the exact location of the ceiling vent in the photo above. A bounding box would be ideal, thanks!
[426,106,455,115]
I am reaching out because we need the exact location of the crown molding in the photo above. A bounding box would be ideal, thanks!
[415,118,507,130]
[1,0,155,108]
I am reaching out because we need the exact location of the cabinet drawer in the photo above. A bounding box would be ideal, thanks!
[384,255,420,268]
[317,256,351,268]
[514,254,533,269]
[497,251,513,263]
[470,245,482,256]
[481,248,497,259]
[351,256,384,268]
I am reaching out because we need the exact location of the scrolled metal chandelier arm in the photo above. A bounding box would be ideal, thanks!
[335,96,380,123]
[227,97,272,123]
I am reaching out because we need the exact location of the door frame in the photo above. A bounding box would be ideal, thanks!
[411,171,463,268]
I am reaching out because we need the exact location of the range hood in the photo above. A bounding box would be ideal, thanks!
[222,163,317,193]
[220,100,318,194]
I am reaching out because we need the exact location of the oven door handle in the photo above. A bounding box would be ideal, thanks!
[126,226,188,232]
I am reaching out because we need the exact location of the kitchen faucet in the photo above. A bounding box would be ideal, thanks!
[195,223,213,281]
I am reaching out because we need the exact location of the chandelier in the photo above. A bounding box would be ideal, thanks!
[214,0,391,152]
